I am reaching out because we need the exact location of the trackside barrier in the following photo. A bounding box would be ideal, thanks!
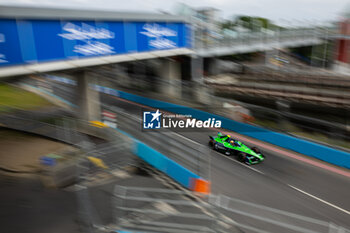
[97,86,350,169]
[191,178,211,194]
[133,140,211,192]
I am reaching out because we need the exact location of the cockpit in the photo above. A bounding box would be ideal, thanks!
[225,137,241,147]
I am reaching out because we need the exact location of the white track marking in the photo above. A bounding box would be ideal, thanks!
[111,169,131,179]
[243,164,265,174]
[153,201,178,215]
[174,132,201,145]
[64,184,86,192]
[288,185,350,216]
[223,154,265,175]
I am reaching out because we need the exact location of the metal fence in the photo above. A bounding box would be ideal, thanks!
[75,140,138,233]
[77,184,350,233]
[195,28,327,47]
[194,28,331,56]
[112,186,234,233]
[0,113,91,148]
[209,194,350,233]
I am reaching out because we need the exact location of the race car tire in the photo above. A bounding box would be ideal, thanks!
[208,140,214,148]
[252,147,265,158]
[214,143,219,151]
[227,149,235,156]
[237,153,246,163]
[251,147,260,153]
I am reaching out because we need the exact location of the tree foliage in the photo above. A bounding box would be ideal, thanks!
[221,16,281,31]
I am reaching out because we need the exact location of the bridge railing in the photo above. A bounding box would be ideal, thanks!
[194,28,331,50]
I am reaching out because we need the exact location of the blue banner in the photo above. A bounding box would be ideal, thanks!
[0,19,191,67]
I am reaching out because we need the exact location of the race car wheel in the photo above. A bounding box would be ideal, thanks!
[238,153,246,163]
[252,147,265,158]
[214,143,219,151]
[208,140,214,148]
[251,147,260,153]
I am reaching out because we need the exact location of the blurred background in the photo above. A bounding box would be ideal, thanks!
[0,1,350,233]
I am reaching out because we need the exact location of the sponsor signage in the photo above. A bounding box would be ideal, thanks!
[102,110,117,129]
[0,19,191,67]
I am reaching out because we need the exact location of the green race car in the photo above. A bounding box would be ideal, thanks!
[209,132,265,165]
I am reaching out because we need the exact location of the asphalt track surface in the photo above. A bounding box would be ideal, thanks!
[33,79,350,232]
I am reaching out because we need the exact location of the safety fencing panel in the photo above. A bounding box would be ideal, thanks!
[209,194,350,233]
[113,186,231,233]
